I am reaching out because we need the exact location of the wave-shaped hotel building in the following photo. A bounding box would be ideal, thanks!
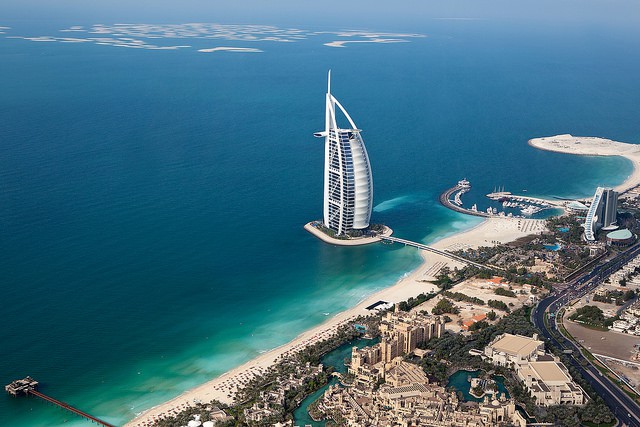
[584,187,618,242]
[314,72,373,236]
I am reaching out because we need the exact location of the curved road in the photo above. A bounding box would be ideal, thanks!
[532,244,640,427]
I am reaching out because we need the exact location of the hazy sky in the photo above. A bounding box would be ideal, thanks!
[1,0,639,30]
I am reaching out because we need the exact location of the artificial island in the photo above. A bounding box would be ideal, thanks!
[304,71,392,245]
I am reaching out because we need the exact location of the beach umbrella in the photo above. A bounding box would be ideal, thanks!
[203,422,215,427]
[187,421,202,427]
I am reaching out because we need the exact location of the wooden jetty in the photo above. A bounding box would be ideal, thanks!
[5,377,116,427]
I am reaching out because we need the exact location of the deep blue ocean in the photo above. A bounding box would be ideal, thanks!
[1,14,639,427]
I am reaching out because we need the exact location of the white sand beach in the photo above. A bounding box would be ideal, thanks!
[529,134,640,194]
[124,217,546,426]
[127,133,640,426]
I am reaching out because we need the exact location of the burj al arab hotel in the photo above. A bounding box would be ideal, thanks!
[314,72,373,236]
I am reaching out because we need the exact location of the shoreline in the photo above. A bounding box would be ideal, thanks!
[303,221,393,245]
[124,217,547,427]
[126,134,640,427]
[528,134,640,194]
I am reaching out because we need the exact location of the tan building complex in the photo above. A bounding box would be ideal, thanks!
[483,333,585,406]
[315,310,528,426]
[350,309,445,384]
[484,333,545,367]
[517,360,585,405]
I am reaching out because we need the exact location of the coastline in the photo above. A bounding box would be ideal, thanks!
[124,217,547,427]
[303,221,393,245]
[528,134,640,194]
[126,133,640,427]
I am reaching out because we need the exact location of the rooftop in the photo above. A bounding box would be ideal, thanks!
[567,201,588,211]
[490,333,543,357]
[528,361,570,383]
[607,228,633,240]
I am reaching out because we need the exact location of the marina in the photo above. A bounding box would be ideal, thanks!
[439,180,491,218]
[440,180,562,219]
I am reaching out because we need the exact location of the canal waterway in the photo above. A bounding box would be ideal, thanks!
[293,337,378,426]
[446,370,510,402]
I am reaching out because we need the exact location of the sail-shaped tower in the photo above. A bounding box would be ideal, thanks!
[314,72,373,236]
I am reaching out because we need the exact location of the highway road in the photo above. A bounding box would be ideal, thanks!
[532,243,640,427]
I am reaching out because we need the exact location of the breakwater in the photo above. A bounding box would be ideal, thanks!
[439,186,490,218]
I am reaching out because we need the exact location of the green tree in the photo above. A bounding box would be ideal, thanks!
[432,298,459,315]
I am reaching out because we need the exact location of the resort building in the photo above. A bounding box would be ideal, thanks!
[585,187,619,241]
[484,333,545,368]
[349,310,445,384]
[482,333,585,406]
[606,228,636,247]
[517,360,585,406]
[314,71,373,236]
[378,309,446,353]
[320,359,526,427]
[315,313,528,426]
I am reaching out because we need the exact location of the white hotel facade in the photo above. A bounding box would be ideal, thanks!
[314,72,373,236]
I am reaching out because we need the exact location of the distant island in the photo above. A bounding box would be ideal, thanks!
[529,134,640,194]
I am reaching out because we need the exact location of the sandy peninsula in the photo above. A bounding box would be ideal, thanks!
[529,134,640,194]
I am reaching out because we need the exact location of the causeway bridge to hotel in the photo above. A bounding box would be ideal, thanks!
[380,236,487,269]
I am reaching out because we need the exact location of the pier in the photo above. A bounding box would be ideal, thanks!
[439,185,491,218]
[380,236,487,269]
[5,377,115,427]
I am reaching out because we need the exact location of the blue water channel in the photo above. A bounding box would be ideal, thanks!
[446,370,510,402]
[293,337,378,426]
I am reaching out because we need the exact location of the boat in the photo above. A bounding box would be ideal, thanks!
[470,204,477,212]
[487,185,510,199]
[457,178,471,189]
[521,205,542,216]
[453,191,464,206]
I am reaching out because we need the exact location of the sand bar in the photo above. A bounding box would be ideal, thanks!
[529,134,640,194]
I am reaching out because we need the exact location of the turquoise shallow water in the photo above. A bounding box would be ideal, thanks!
[0,13,639,427]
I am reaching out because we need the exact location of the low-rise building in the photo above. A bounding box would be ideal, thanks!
[517,360,584,405]
[462,313,487,331]
[483,333,585,406]
[484,333,545,368]
[611,320,632,333]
